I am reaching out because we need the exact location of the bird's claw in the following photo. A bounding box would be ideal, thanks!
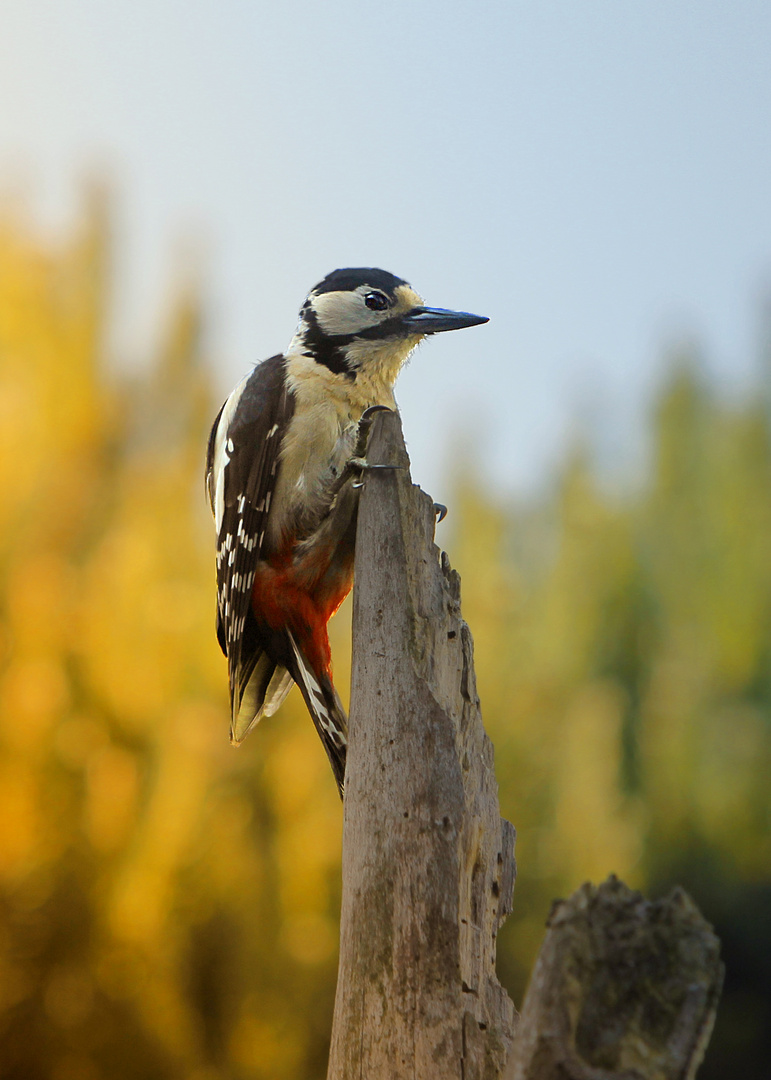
[344,405,399,488]
[349,457,404,489]
[361,404,393,423]
[353,405,393,459]
[434,503,448,523]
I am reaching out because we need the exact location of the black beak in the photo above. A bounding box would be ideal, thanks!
[401,306,489,335]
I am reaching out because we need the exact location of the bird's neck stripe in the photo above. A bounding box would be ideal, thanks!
[294,308,356,379]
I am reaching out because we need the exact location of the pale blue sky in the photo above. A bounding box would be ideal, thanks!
[2,2,770,497]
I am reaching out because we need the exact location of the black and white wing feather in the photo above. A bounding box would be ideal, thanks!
[205,354,294,740]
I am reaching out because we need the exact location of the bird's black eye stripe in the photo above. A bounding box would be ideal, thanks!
[364,291,390,312]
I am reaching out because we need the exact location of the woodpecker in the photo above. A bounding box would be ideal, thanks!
[206,268,488,796]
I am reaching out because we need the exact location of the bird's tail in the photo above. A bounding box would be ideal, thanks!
[230,650,294,745]
[288,632,348,797]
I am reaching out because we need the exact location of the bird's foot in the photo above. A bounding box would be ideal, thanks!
[434,502,448,523]
[330,406,402,490]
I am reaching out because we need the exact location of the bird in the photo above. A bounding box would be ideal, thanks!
[205,268,488,797]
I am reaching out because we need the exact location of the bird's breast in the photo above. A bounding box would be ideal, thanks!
[266,398,356,550]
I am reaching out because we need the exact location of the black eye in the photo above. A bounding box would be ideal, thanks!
[364,291,389,312]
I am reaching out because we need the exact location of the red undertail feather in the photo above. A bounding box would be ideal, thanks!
[250,550,352,797]
[251,545,352,675]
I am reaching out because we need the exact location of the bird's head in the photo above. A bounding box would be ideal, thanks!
[288,267,488,384]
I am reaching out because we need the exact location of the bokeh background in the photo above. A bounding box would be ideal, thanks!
[1,3,770,1078]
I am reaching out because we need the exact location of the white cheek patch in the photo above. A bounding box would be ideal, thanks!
[311,291,382,336]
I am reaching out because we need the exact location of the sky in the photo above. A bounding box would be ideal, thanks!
[1,1,770,499]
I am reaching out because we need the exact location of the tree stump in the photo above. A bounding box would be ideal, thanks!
[504,877,723,1080]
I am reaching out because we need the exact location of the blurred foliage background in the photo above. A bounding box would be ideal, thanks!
[0,195,768,1079]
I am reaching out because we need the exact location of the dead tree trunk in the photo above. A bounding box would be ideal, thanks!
[326,409,722,1080]
[327,409,517,1079]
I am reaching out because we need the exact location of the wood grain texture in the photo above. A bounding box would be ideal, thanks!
[504,876,723,1080]
[327,409,517,1080]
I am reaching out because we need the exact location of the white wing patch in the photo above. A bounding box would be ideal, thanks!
[211,372,251,534]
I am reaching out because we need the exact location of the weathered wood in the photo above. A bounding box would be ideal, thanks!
[504,876,723,1080]
[327,409,517,1080]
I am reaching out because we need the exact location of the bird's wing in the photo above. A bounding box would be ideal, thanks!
[205,354,295,730]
